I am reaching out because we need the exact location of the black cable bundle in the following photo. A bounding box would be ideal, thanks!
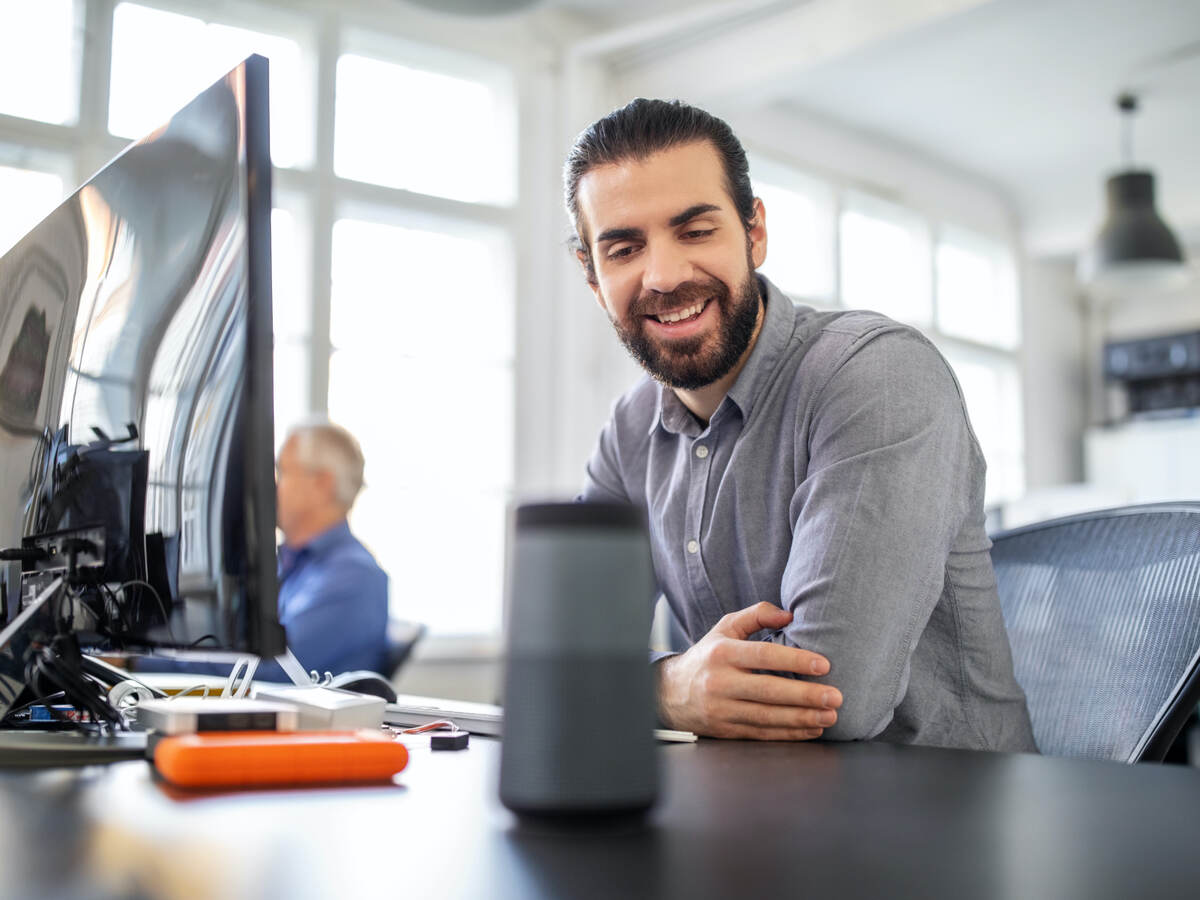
[23,631,127,731]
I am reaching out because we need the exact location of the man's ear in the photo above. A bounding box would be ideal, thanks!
[574,248,604,306]
[748,197,767,269]
[314,469,338,506]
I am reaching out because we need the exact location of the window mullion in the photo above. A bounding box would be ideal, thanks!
[77,0,116,182]
[832,186,844,307]
[930,220,941,330]
[309,8,339,419]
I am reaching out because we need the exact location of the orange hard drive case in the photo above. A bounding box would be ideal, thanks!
[153,729,409,788]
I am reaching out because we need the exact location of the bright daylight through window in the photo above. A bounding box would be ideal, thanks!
[328,218,514,635]
[0,0,1024,636]
[335,52,515,205]
[751,157,837,304]
[0,0,79,126]
[0,166,65,256]
[109,2,311,168]
[840,190,934,328]
[1,1,520,638]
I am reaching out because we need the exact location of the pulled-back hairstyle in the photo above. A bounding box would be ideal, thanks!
[563,98,756,284]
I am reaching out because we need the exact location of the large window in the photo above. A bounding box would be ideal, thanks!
[327,217,514,634]
[1,0,1027,639]
[748,161,1024,507]
[0,0,81,126]
[326,39,516,636]
[0,164,66,256]
[270,206,311,435]
[750,156,836,303]
[0,1,519,640]
[840,190,933,328]
[941,347,1024,506]
[109,3,312,168]
[334,50,515,204]
[936,225,1020,350]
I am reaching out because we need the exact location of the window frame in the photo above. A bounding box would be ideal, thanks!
[742,147,1026,508]
[0,0,523,647]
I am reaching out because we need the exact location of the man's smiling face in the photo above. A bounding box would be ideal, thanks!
[575,139,768,391]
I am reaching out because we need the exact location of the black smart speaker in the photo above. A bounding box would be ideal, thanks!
[499,501,658,819]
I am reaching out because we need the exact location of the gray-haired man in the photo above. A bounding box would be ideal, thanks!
[274,421,388,676]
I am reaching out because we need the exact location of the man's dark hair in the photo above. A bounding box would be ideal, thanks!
[564,98,756,283]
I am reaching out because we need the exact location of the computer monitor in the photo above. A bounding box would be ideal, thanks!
[0,55,286,724]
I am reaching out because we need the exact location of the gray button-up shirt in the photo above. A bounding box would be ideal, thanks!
[582,276,1037,752]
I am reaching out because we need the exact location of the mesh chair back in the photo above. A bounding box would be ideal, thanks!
[991,503,1200,763]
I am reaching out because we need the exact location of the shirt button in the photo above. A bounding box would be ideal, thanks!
[687,540,699,554]
[694,445,709,459]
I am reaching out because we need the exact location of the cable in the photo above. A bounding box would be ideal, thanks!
[0,547,49,563]
[400,719,464,735]
[26,655,100,728]
[98,582,127,633]
[398,719,469,751]
[79,656,166,699]
[113,579,177,643]
[26,633,129,731]
[168,684,213,700]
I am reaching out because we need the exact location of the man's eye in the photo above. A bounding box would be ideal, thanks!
[607,245,637,260]
[682,229,715,240]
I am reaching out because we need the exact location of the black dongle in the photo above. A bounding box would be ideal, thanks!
[430,730,469,751]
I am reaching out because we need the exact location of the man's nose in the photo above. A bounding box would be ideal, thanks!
[641,240,694,295]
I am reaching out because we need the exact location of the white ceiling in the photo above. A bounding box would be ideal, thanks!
[765,0,1200,256]
[543,0,1200,258]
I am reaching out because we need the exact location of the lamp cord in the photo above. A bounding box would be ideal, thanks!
[1117,93,1138,167]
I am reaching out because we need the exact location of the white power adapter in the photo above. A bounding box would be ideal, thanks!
[253,684,385,731]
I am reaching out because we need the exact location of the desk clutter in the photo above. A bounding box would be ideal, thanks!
[130,686,481,789]
[0,677,483,787]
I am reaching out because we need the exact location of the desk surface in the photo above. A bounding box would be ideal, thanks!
[2,737,1199,899]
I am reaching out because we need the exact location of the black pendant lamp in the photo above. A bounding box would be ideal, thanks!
[1079,93,1187,292]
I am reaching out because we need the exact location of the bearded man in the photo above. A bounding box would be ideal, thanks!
[569,99,1036,751]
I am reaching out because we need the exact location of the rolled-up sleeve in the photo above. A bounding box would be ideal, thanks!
[772,327,976,740]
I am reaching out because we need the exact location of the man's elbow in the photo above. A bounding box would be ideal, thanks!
[820,703,894,742]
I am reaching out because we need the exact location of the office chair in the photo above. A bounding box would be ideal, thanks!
[990,501,1200,763]
[385,618,427,680]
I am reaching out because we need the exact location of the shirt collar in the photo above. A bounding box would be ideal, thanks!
[724,275,794,421]
[652,385,702,437]
[650,275,795,437]
[282,518,352,558]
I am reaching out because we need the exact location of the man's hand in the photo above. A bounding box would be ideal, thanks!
[655,602,842,740]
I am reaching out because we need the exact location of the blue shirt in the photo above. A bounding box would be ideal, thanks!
[274,520,389,676]
[139,520,389,680]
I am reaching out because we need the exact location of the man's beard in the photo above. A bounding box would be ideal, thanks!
[609,268,762,391]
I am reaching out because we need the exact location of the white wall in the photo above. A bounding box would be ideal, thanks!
[725,104,1018,243]
[1101,253,1200,343]
[393,654,502,705]
[1022,257,1086,488]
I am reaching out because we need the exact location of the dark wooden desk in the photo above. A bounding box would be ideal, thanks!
[2,737,1199,899]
